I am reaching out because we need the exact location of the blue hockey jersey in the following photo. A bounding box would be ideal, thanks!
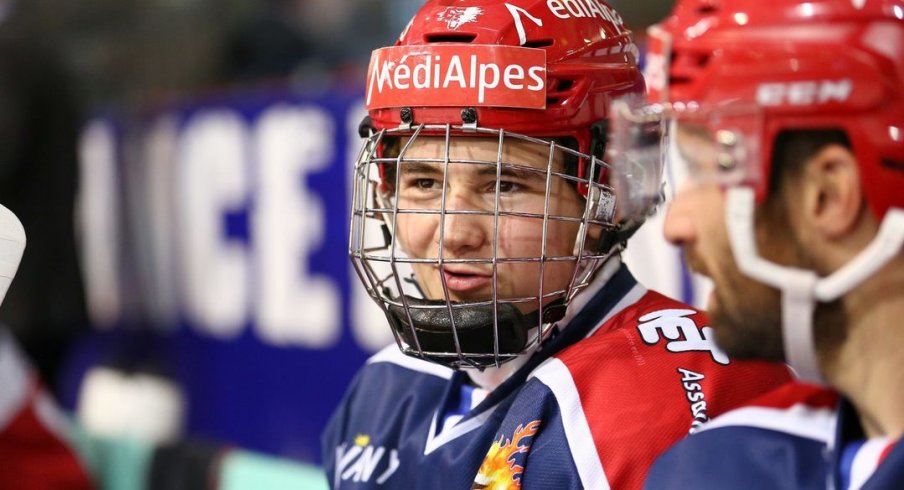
[322,265,792,489]
[644,383,904,489]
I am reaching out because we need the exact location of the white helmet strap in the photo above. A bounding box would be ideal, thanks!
[725,188,904,383]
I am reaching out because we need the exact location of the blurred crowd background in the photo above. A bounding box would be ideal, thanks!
[0,1,682,488]
[1,0,672,107]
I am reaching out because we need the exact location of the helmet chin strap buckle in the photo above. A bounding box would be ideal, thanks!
[385,297,567,369]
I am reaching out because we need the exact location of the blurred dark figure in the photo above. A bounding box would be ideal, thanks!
[218,0,393,88]
[0,1,88,390]
[219,0,320,84]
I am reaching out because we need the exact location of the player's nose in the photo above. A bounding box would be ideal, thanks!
[434,191,488,253]
[662,191,697,247]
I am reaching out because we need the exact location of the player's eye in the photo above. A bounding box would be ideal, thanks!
[415,178,438,190]
[399,174,443,201]
[496,180,522,193]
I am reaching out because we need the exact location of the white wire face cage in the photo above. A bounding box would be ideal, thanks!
[348,124,622,369]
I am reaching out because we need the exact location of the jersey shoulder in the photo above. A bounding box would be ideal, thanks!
[528,290,791,490]
[582,288,712,356]
[698,382,838,442]
[364,344,455,379]
[332,344,455,424]
[556,288,789,387]
[645,383,838,490]
[322,346,457,486]
[645,421,833,490]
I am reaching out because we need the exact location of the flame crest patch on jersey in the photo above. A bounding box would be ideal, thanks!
[436,7,484,30]
[472,420,541,489]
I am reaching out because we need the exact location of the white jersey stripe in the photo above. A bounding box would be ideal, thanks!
[696,403,837,444]
[366,344,454,380]
[423,402,498,455]
[532,358,612,490]
[848,437,894,490]
[586,283,648,337]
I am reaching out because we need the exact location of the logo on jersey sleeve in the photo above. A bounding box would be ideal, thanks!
[472,420,541,489]
[636,309,729,365]
[333,434,400,487]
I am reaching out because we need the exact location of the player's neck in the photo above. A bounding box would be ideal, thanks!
[822,264,904,439]
[465,349,531,391]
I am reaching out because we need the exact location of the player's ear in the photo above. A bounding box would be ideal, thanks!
[799,144,865,240]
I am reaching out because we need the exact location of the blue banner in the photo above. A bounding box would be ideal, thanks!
[74,89,394,464]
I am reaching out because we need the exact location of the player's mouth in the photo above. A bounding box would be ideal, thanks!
[441,266,492,293]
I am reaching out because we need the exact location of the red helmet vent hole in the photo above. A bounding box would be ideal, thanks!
[424,33,477,43]
[523,39,554,48]
[669,75,693,87]
[547,78,579,105]
[554,79,575,91]
[696,3,719,15]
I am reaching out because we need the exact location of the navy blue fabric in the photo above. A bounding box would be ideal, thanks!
[435,381,479,436]
[645,397,904,490]
[644,426,831,490]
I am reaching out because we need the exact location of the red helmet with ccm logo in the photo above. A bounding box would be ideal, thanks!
[647,0,904,218]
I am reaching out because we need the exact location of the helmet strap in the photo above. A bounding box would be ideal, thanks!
[725,188,904,383]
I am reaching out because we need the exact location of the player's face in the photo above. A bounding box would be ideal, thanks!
[391,136,587,313]
[663,127,793,361]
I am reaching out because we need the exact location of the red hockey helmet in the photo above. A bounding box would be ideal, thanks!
[365,0,644,158]
[646,0,904,218]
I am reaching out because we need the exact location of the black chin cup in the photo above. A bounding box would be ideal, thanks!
[386,297,567,368]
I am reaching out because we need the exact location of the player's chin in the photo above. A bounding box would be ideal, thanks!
[709,308,785,362]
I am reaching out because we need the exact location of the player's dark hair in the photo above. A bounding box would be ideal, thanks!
[769,129,852,196]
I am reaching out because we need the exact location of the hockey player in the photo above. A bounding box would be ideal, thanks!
[323,1,792,488]
[629,0,904,488]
